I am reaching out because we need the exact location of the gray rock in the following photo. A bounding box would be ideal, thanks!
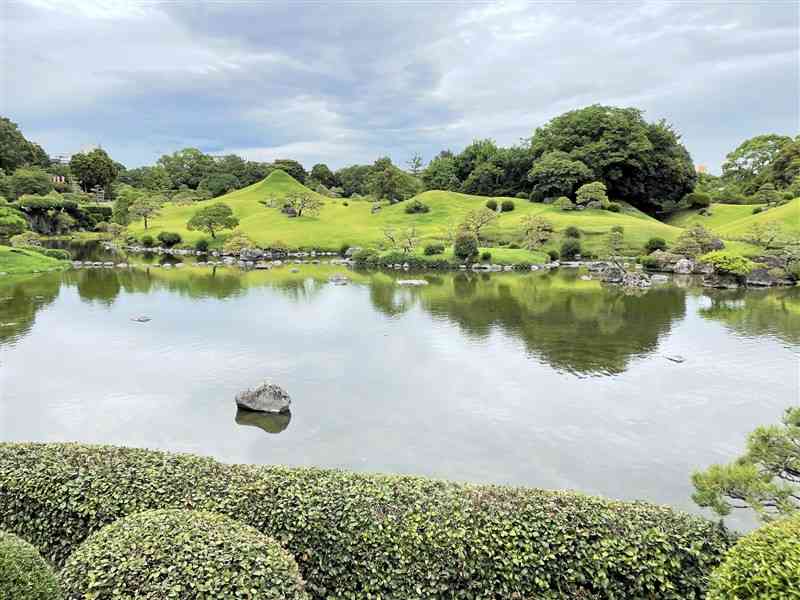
[692,261,714,275]
[664,354,685,363]
[651,274,669,284]
[397,279,428,286]
[329,273,351,285]
[240,248,264,261]
[745,268,777,287]
[703,273,740,289]
[601,266,625,283]
[235,383,291,413]
[131,316,151,323]
[345,246,362,257]
[674,258,694,274]
[622,271,651,288]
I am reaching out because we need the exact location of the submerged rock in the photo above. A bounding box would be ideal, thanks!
[235,408,291,434]
[622,272,651,288]
[650,274,669,284]
[131,316,151,323]
[329,273,351,285]
[664,354,686,364]
[235,383,291,413]
[397,279,428,286]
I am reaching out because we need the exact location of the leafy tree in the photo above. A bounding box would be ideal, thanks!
[683,192,711,208]
[530,105,695,213]
[746,223,784,250]
[755,182,782,207]
[453,232,479,260]
[768,137,800,189]
[9,167,53,199]
[722,134,792,193]
[271,159,307,183]
[69,148,119,192]
[553,196,575,210]
[309,163,337,188]
[157,148,215,189]
[129,195,163,229]
[284,191,323,217]
[575,181,608,206]
[460,207,498,239]
[488,145,535,197]
[528,151,592,200]
[222,229,254,254]
[605,227,625,258]
[400,225,419,254]
[461,162,504,196]
[335,164,372,197]
[367,157,407,201]
[0,116,49,172]
[692,406,799,522]
[406,153,423,176]
[0,206,28,237]
[187,203,239,238]
[673,224,723,257]
[422,153,460,191]
[453,139,498,182]
[241,161,274,186]
[520,215,553,250]
[199,172,239,198]
[112,185,145,225]
[213,154,248,183]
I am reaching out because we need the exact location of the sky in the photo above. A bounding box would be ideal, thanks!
[1,0,797,173]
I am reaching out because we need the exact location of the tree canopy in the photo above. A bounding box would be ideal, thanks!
[721,134,792,194]
[528,151,592,200]
[0,116,49,173]
[69,148,119,192]
[187,203,239,238]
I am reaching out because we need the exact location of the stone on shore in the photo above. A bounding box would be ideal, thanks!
[235,383,291,413]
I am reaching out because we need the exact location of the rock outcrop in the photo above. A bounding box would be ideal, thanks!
[235,383,291,413]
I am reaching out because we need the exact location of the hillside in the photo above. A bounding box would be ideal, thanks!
[0,246,68,275]
[666,203,766,231]
[716,198,799,239]
[129,170,688,259]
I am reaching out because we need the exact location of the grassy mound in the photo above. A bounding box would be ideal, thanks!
[60,509,308,600]
[666,203,767,231]
[0,442,733,599]
[667,199,799,241]
[0,245,68,275]
[0,529,61,600]
[129,170,683,258]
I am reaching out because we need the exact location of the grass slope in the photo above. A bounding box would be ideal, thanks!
[0,246,67,274]
[666,203,766,231]
[716,198,799,239]
[130,170,685,258]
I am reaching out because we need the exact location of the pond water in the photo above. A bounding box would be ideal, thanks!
[1,247,798,531]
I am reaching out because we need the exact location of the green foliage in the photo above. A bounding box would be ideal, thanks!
[693,407,799,521]
[606,201,621,212]
[769,138,800,189]
[309,163,337,188]
[553,196,575,210]
[520,215,554,250]
[547,249,559,261]
[39,248,71,260]
[404,199,430,214]
[485,199,497,211]
[367,157,419,201]
[453,232,479,260]
[708,515,800,600]
[645,237,668,253]
[501,199,515,212]
[684,192,711,208]
[461,161,504,195]
[59,509,307,600]
[721,134,792,194]
[560,238,582,259]
[156,231,182,248]
[755,182,782,207]
[194,238,209,252]
[271,159,307,184]
[575,181,609,206]
[10,231,41,247]
[699,251,755,277]
[422,152,460,191]
[335,164,372,197]
[9,167,53,199]
[140,235,154,248]
[198,172,239,197]
[423,242,445,255]
[69,148,118,193]
[187,202,239,238]
[157,148,216,189]
[480,250,492,261]
[0,206,28,237]
[0,443,733,600]
[564,225,581,239]
[527,150,593,199]
[129,195,162,229]
[0,117,50,173]
[752,206,763,214]
[223,229,255,254]
[673,225,723,257]
[0,529,61,600]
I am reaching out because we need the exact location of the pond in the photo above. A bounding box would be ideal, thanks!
[1,248,798,531]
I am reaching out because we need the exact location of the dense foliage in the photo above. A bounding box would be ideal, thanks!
[69,148,118,193]
[59,509,308,600]
[0,116,49,173]
[0,443,733,599]
[698,251,755,277]
[187,203,239,238]
[0,529,61,600]
[707,514,800,600]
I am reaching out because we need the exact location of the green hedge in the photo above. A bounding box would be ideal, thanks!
[60,509,308,599]
[708,514,800,600]
[0,443,733,599]
[0,529,61,600]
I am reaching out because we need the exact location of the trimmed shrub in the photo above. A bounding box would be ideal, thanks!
[339,243,350,256]
[560,238,582,259]
[453,232,479,260]
[156,231,182,248]
[59,509,307,600]
[501,199,515,212]
[640,255,660,270]
[39,248,71,260]
[480,250,492,261]
[10,231,41,247]
[0,443,734,600]
[752,206,763,214]
[606,201,621,212]
[684,192,711,208]
[645,237,668,253]
[222,230,254,255]
[423,243,445,256]
[708,515,800,600]
[554,196,574,210]
[404,199,430,214]
[0,529,61,600]
[140,234,154,248]
[564,226,581,239]
[699,251,755,277]
[547,249,559,261]
[515,191,527,199]
[485,199,498,211]
[194,238,209,252]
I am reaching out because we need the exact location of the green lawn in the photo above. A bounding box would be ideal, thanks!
[666,203,767,232]
[129,170,685,259]
[715,198,799,240]
[0,246,68,274]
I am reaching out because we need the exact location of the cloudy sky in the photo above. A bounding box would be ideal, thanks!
[1,1,797,172]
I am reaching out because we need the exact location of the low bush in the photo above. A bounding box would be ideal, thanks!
[485,199,498,211]
[640,255,660,270]
[453,232,479,260]
[699,251,756,277]
[339,242,350,256]
[501,199,515,212]
[547,249,559,261]
[554,196,574,210]
[752,206,763,214]
[606,202,621,212]
[515,191,527,199]
[423,243,445,256]
[404,199,430,214]
[194,238,209,252]
[564,226,581,239]
[39,248,71,260]
[0,443,734,599]
[684,192,711,208]
[645,237,668,253]
[0,529,61,600]
[140,234,154,248]
[59,509,307,600]
[157,231,182,248]
[708,515,800,600]
[560,238,582,259]
[480,250,492,261]
[9,231,41,247]
[222,230,254,255]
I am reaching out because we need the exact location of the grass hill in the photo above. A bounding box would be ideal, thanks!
[667,199,798,241]
[129,170,686,261]
[0,246,68,275]
[666,203,765,231]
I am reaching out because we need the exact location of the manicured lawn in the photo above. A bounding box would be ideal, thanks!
[0,246,68,274]
[666,203,767,232]
[716,198,799,240]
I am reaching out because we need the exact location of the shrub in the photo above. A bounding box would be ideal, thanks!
[708,515,800,600]
[93,221,110,232]
[515,191,527,199]
[339,242,350,256]
[453,232,479,260]
[40,248,71,260]
[554,196,574,210]
[645,237,668,253]
[0,529,61,600]
[575,181,608,206]
[560,238,582,259]
[60,509,307,600]
[501,199,515,212]
[752,206,763,214]
[404,199,430,214]
[611,225,624,234]
[640,255,659,270]
[485,199,498,211]
[480,250,492,261]
[194,238,209,252]
[9,231,40,247]
[684,192,711,208]
[140,234,154,248]
[157,231,182,248]
[223,230,255,255]
[0,443,733,600]
[606,202,621,212]
[423,243,445,256]
[699,251,756,277]
[0,206,28,237]
[547,249,559,261]
[564,226,581,239]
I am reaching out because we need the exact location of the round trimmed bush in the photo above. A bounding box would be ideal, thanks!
[606,201,621,212]
[454,232,479,260]
[501,199,515,212]
[645,237,667,253]
[564,226,581,239]
[480,250,492,261]
[708,515,800,600]
[0,529,61,600]
[156,231,182,248]
[59,509,307,600]
[423,242,444,256]
[404,199,429,214]
[547,249,559,262]
[194,238,209,252]
[560,238,582,259]
[140,234,154,248]
[40,248,71,260]
[485,199,498,211]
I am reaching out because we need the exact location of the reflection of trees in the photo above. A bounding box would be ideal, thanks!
[698,288,800,345]
[0,274,61,346]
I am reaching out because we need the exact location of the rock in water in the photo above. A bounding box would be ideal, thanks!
[674,258,694,274]
[131,316,151,323]
[235,408,291,434]
[397,279,428,286]
[235,383,291,413]
[664,354,686,363]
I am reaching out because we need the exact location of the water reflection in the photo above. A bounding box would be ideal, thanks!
[235,409,291,434]
[698,288,800,345]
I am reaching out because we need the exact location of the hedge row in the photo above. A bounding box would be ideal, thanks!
[0,529,61,600]
[0,443,734,599]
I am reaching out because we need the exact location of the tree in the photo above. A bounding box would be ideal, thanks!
[406,153,423,176]
[271,159,307,183]
[285,191,323,217]
[754,182,781,207]
[673,224,722,257]
[199,173,239,198]
[129,195,163,229]
[0,116,49,172]
[422,153,460,191]
[746,223,784,249]
[9,167,53,199]
[530,105,695,213]
[692,406,799,522]
[461,162,504,196]
[460,207,498,239]
[453,139,498,182]
[575,181,609,206]
[0,206,28,237]
[187,203,239,239]
[768,138,800,189]
[367,157,404,201]
[309,163,337,188]
[335,164,372,197]
[520,215,553,250]
[112,185,145,225]
[118,165,172,192]
[722,134,792,193]
[527,151,592,200]
[157,148,215,189]
[400,226,419,254]
[69,148,119,192]
[605,226,625,258]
